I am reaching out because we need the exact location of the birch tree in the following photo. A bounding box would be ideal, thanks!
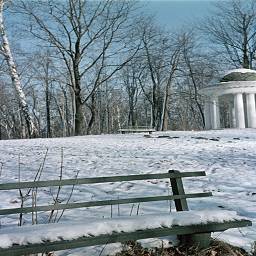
[0,0,36,138]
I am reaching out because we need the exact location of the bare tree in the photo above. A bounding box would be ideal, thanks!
[0,0,37,137]
[174,31,218,130]
[30,50,56,138]
[137,20,183,130]
[140,23,160,129]
[203,0,256,69]
[17,0,141,135]
[160,37,182,131]
[181,32,205,128]
[0,0,225,138]
[122,59,144,128]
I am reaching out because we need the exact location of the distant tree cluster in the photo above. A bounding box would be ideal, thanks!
[0,0,254,139]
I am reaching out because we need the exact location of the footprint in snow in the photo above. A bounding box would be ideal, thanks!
[246,192,256,196]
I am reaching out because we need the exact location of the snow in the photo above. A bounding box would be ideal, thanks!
[223,68,256,76]
[0,129,255,255]
[0,210,242,249]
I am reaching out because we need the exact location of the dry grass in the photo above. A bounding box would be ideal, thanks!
[114,240,252,256]
[251,242,256,256]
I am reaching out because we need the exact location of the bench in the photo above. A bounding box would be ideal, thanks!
[0,170,252,256]
[119,126,156,134]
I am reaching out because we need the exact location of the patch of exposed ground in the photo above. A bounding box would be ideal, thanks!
[114,240,256,256]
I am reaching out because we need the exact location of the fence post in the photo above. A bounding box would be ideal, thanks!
[169,170,188,211]
[169,170,211,249]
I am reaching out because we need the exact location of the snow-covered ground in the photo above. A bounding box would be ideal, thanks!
[0,129,255,255]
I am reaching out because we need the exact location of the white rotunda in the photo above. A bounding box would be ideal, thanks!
[200,68,256,129]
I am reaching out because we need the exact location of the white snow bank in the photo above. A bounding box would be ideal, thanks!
[0,210,242,249]
[223,68,256,76]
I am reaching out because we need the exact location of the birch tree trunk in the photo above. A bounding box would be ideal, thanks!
[0,0,36,138]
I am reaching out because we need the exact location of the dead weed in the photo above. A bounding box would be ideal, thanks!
[114,240,250,256]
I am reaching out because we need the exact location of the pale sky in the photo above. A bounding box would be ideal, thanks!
[142,0,217,30]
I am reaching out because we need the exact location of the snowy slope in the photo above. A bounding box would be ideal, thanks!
[0,129,255,255]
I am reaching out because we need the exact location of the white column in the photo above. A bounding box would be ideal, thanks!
[232,107,236,128]
[229,104,236,128]
[204,101,211,129]
[210,97,220,129]
[234,93,245,128]
[246,93,256,128]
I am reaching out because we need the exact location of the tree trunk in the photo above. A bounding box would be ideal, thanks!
[116,105,121,131]
[45,77,51,138]
[87,92,96,135]
[19,110,26,139]
[0,1,36,138]
[62,87,70,136]
[43,54,52,138]
[160,88,169,131]
[60,92,67,137]
[242,33,249,69]
[150,84,157,129]
[72,44,85,136]
[128,98,136,127]
[75,93,84,135]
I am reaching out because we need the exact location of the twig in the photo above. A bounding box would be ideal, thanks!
[55,148,64,201]
[168,185,172,213]
[136,203,140,215]
[30,148,49,225]
[18,154,24,226]
[26,148,49,197]
[212,230,226,242]
[98,241,109,256]
[129,203,135,216]
[57,170,80,223]
[32,191,37,225]
[117,196,120,216]
[49,148,64,223]
[18,189,24,226]
[0,162,3,177]
[18,154,21,182]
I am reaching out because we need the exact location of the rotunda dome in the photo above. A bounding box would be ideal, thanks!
[220,68,256,82]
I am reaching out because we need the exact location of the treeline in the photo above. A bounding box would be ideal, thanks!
[0,0,256,139]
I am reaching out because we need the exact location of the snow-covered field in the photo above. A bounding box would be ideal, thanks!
[0,129,255,255]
